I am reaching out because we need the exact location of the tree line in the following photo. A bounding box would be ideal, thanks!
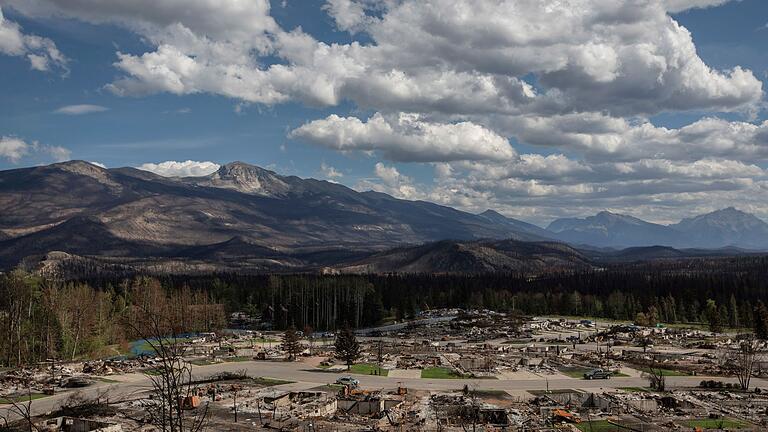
[70,256,768,335]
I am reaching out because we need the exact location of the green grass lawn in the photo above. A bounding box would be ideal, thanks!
[528,389,577,396]
[663,322,752,334]
[561,368,592,378]
[618,386,649,393]
[576,420,625,432]
[0,393,49,405]
[638,367,689,376]
[560,368,628,379]
[251,377,294,386]
[680,418,749,430]
[94,377,120,383]
[349,363,389,376]
[421,367,468,379]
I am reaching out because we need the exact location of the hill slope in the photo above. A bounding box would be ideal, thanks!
[0,161,547,269]
[338,239,592,274]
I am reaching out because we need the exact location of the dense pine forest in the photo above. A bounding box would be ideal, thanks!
[75,255,768,330]
[3,255,768,366]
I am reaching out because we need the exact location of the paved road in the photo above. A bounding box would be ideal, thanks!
[3,360,767,421]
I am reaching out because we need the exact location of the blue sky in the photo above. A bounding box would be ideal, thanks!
[0,2,360,176]
[0,0,767,225]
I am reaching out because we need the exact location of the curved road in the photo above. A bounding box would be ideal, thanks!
[3,359,766,421]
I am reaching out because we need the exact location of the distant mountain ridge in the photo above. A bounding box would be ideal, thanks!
[547,211,676,248]
[670,207,768,249]
[547,207,768,249]
[0,161,766,272]
[0,160,546,269]
[338,238,592,274]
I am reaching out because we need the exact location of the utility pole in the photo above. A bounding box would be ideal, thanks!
[377,339,384,374]
[231,384,241,423]
[48,357,56,394]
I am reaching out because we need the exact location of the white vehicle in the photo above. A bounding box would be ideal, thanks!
[335,376,360,387]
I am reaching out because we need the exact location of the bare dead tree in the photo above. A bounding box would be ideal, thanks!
[0,382,43,432]
[124,281,210,432]
[642,355,666,392]
[723,337,764,391]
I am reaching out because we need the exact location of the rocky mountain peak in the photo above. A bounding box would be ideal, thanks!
[675,207,765,231]
[198,161,291,196]
[53,160,105,175]
[50,160,122,190]
[479,209,507,221]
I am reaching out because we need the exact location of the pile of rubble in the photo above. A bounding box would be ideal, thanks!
[82,359,140,376]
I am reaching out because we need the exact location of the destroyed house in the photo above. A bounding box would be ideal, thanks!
[37,417,122,432]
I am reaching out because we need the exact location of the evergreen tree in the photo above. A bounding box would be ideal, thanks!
[280,325,302,361]
[335,324,361,369]
[705,299,723,333]
[729,294,740,328]
[717,304,729,331]
[754,301,768,340]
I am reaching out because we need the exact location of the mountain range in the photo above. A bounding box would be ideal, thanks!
[0,160,766,273]
[0,161,546,271]
[547,207,768,250]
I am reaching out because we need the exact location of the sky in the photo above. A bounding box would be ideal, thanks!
[0,0,767,226]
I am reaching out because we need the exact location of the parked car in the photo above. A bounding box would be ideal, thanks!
[335,376,360,387]
[583,369,612,380]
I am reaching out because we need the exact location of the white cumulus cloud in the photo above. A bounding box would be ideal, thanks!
[7,0,758,116]
[0,7,67,72]
[53,104,109,115]
[0,136,29,163]
[291,112,516,163]
[320,162,343,179]
[355,162,424,200]
[137,160,220,177]
[490,114,768,163]
[0,136,71,163]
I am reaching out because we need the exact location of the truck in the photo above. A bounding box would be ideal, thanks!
[583,368,612,380]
